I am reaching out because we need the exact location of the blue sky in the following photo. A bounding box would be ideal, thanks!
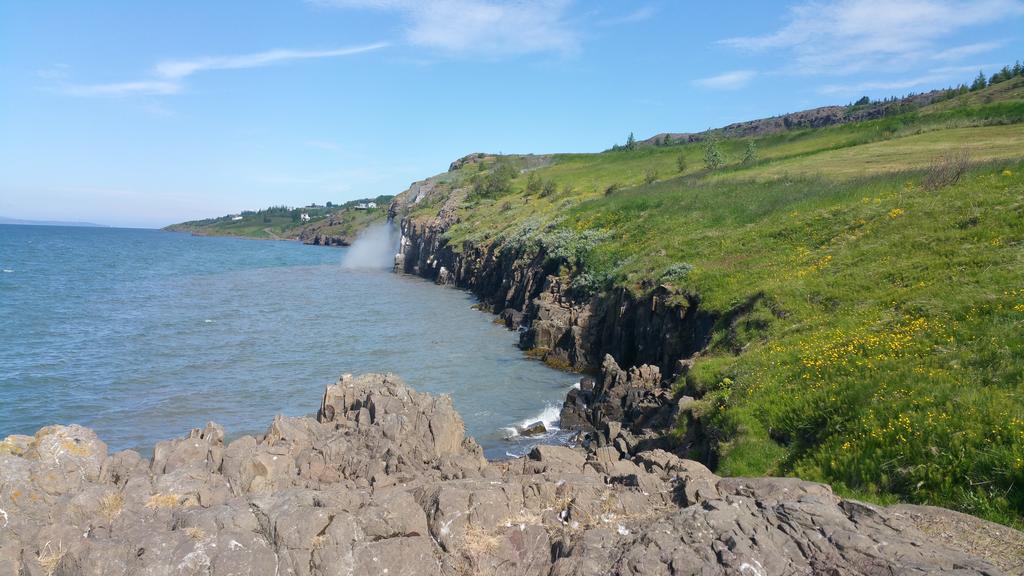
[2,1,1022,228]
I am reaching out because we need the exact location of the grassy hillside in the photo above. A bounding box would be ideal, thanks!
[165,196,393,242]
[403,77,1024,524]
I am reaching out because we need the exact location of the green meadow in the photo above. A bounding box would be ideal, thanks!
[414,78,1024,525]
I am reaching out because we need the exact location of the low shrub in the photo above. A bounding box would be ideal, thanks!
[923,149,970,190]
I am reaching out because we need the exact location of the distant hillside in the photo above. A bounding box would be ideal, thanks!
[633,65,1024,147]
[0,216,105,227]
[164,195,393,245]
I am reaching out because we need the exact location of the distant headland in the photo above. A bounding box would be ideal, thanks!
[0,216,107,228]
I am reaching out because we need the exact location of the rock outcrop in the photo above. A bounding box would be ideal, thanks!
[297,216,357,247]
[641,89,949,145]
[2,373,1021,575]
[393,210,713,378]
[387,171,798,504]
[561,355,674,441]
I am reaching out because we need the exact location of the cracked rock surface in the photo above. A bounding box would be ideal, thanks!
[1,373,1021,575]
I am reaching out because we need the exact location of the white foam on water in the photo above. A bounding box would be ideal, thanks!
[525,404,562,430]
[2,269,12,273]
[504,403,562,438]
[203,319,215,324]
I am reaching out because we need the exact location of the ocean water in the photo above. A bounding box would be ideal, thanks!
[0,224,577,458]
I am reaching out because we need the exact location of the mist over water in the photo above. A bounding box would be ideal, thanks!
[341,222,400,270]
[0,225,577,459]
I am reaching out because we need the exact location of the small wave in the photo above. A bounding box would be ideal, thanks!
[203,319,215,323]
[2,269,12,273]
[504,403,562,438]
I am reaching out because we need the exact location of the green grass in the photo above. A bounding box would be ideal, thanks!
[165,196,393,241]
[659,165,1024,526]
[924,76,1024,112]
[749,125,1024,179]
[437,83,1024,251]
[576,165,1024,526]
[170,213,300,239]
[302,207,387,241]
[401,79,1024,525]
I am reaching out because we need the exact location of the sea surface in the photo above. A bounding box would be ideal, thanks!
[0,224,578,458]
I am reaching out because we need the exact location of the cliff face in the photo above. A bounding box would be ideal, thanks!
[394,210,713,378]
[389,184,733,470]
[2,374,1019,575]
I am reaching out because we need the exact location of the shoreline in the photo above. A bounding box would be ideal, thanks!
[2,226,579,465]
[164,228,337,246]
[2,372,1019,574]
[389,191,708,462]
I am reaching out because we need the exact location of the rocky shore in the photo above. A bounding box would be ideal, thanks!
[389,179,722,464]
[391,189,707,378]
[2,373,1020,575]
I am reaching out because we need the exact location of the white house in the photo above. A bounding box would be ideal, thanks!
[367,202,377,209]
[230,215,244,221]
[300,213,310,222]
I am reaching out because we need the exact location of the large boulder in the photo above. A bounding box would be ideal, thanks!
[23,425,108,495]
[517,420,547,437]
[319,372,474,460]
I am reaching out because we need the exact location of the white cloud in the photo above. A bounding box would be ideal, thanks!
[312,0,577,55]
[722,0,1023,75]
[931,41,1003,61]
[597,5,658,26]
[36,64,70,80]
[66,80,182,97]
[694,70,757,90]
[153,45,386,79]
[818,64,995,95]
[619,6,657,23]
[66,43,388,97]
